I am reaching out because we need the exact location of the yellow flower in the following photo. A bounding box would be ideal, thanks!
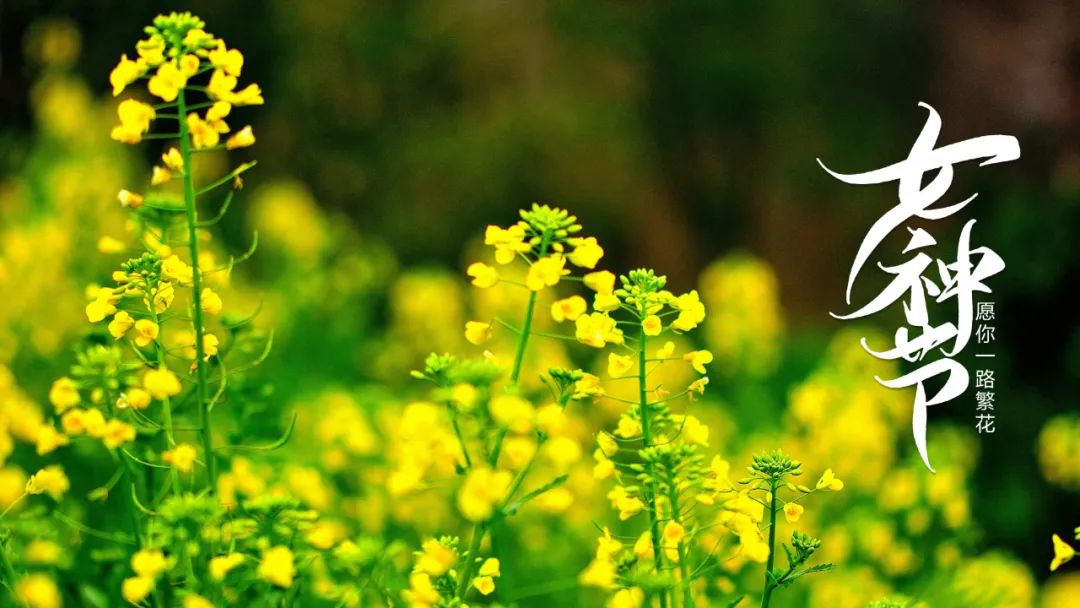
[151,166,172,185]
[98,236,127,254]
[187,112,220,149]
[16,574,62,608]
[465,321,492,345]
[457,467,512,522]
[677,415,709,446]
[816,468,844,491]
[467,262,500,288]
[148,60,187,102]
[568,236,604,268]
[784,503,805,523]
[209,553,244,581]
[201,288,223,315]
[484,224,530,264]
[117,189,144,208]
[102,419,136,449]
[49,377,80,412]
[551,295,587,322]
[162,147,184,171]
[144,368,182,399]
[683,350,713,374]
[1052,534,1076,571]
[593,292,620,312]
[575,313,623,348]
[34,426,68,456]
[132,549,168,579]
[122,576,155,603]
[671,290,706,332]
[473,576,496,595]
[642,315,662,336]
[415,538,457,576]
[230,83,264,106]
[610,587,645,608]
[402,572,441,606]
[207,69,237,101]
[26,465,69,501]
[209,40,244,76]
[526,255,568,291]
[226,126,255,149]
[110,54,143,96]
[152,282,175,313]
[133,319,159,347]
[662,521,686,561]
[163,443,198,473]
[479,558,501,577]
[178,54,200,77]
[136,36,166,66]
[257,546,296,588]
[118,388,152,410]
[608,486,644,520]
[607,353,634,378]
[111,99,156,143]
[584,270,616,295]
[108,311,134,339]
[182,28,215,49]
[687,377,709,395]
[162,255,194,285]
[183,595,214,608]
[25,540,63,565]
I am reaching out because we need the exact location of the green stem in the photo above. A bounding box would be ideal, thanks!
[667,482,693,607]
[638,322,668,608]
[177,88,217,492]
[760,480,779,608]
[455,233,550,602]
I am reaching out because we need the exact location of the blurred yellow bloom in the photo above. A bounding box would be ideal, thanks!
[163,147,184,171]
[457,467,511,522]
[671,290,705,332]
[148,60,187,102]
[473,576,496,595]
[584,270,616,295]
[122,576,154,603]
[257,546,296,588]
[403,572,440,606]
[226,125,255,149]
[111,99,155,143]
[662,521,686,562]
[484,224,530,264]
[784,503,805,523]
[467,262,499,288]
[34,426,68,456]
[187,112,220,148]
[415,538,456,576]
[209,40,244,76]
[479,558,501,577]
[183,595,213,608]
[201,287,223,315]
[209,553,244,581]
[98,235,126,254]
[101,419,136,449]
[465,321,492,345]
[1052,534,1076,571]
[816,468,844,491]
[178,54,200,77]
[684,350,713,374]
[607,353,633,378]
[144,368,182,399]
[615,416,641,439]
[151,166,171,185]
[17,574,62,608]
[642,315,662,336]
[610,587,644,608]
[551,295,587,322]
[133,318,159,347]
[109,54,142,95]
[132,549,168,578]
[26,465,69,500]
[526,255,568,291]
[117,189,144,208]
[162,255,194,285]
[163,443,198,473]
[575,313,623,348]
[48,377,80,412]
[568,236,604,269]
[593,292,620,312]
[136,36,166,66]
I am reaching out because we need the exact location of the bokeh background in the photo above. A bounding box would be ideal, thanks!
[2,1,1079,606]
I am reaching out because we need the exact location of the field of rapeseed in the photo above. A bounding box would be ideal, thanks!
[1,11,1078,608]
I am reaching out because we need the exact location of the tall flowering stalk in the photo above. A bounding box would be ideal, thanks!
[404,205,607,604]
[108,12,262,491]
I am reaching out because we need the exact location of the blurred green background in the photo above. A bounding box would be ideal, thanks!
[2,0,1078,589]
